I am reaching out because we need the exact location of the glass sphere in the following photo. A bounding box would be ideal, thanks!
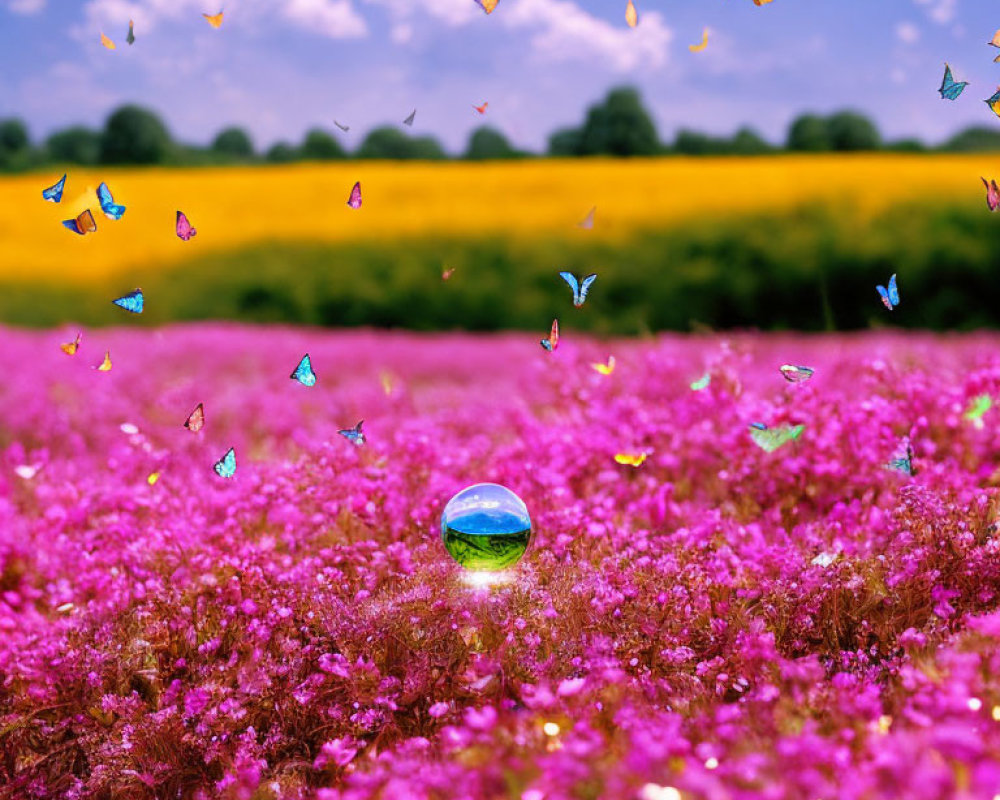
[440,483,532,571]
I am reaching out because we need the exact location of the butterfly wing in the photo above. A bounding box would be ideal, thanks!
[689,27,708,52]
[625,0,638,27]
[291,354,317,386]
[347,182,362,209]
[214,448,236,478]
[578,274,597,306]
[559,271,581,305]
[176,211,196,240]
[987,90,1000,119]
[578,206,596,230]
[96,351,112,371]
[750,423,803,452]
[690,373,711,391]
[127,20,135,44]
[334,120,349,132]
[203,11,224,28]
[60,332,81,355]
[43,174,66,203]
[876,284,893,311]
[97,182,126,220]
[185,403,205,432]
[888,274,899,307]
[475,0,499,14]
[338,421,365,446]
[100,32,116,49]
[112,289,144,314]
[62,218,83,234]
[403,110,416,126]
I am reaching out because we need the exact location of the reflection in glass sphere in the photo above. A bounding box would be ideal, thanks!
[440,483,532,571]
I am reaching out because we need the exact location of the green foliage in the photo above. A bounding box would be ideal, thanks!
[826,110,881,151]
[943,126,1000,152]
[99,105,173,165]
[464,126,517,160]
[0,119,32,170]
[6,200,1000,332]
[787,114,832,152]
[211,127,255,159]
[45,126,101,165]
[577,86,661,156]
[547,127,583,157]
[356,126,446,160]
[300,128,346,160]
[266,142,298,163]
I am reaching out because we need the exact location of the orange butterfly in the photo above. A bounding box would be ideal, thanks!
[625,0,638,28]
[95,351,112,372]
[752,0,774,5]
[203,10,224,28]
[100,32,116,49]
[475,0,499,13]
[473,102,489,114]
[689,28,709,52]
[615,452,648,467]
[63,209,97,236]
[60,332,82,355]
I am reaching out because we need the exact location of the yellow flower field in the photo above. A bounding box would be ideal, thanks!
[0,154,992,284]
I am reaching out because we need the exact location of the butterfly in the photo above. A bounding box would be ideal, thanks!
[339,420,366,447]
[291,354,317,386]
[885,440,914,476]
[60,332,82,355]
[63,209,97,235]
[95,351,112,372]
[184,403,205,432]
[689,27,708,52]
[475,0,499,14]
[578,206,596,230]
[540,319,559,352]
[97,182,126,220]
[964,394,992,429]
[100,32,116,50]
[779,364,814,383]
[473,102,489,114]
[615,452,647,467]
[752,0,774,4]
[749,422,804,452]
[214,447,236,478]
[112,289,143,314]
[592,356,615,376]
[203,11,224,28]
[625,0,638,27]
[690,372,711,391]
[442,267,455,280]
[991,29,1000,62]
[986,89,1000,120]
[983,178,1000,211]
[380,371,394,396]
[127,19,135,45]
[147,472,160,486]
[559,271,597,308]
[42,174,66,203]
[334,120,350,132]
[876,273,899,311]
[176,210,197,241]
[938,63,968,101]
[347,182,362,209]
[403,109,416,127]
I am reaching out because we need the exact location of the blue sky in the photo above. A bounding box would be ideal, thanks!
[0,0,996,153]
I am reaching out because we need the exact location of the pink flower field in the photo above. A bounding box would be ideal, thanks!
[3,325,1000,800]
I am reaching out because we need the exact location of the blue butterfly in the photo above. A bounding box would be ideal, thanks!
[559,271,597,308]
[42,174,66,203]
[885,440,914,476]
[214,447,237,478]
[938,63,969,100]
[112,288,144,314]
[97,182,126,220]
[876,274,899,311]
[987,89,1000,119]
[290,353,317,387]
[338,420,365,447]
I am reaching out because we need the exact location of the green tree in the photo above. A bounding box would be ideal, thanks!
[211,126,255,159]
[357,126,446,159]
[674,129,726,155]
[577,86,660,156]
[826,110,881,151]
[45,126,101,165]
[266,142,298,163]
[100,105,173,164]
[0,118,31,169]
[787,114,830,152]
[729,127,772,155]
[464,126,516,160]
[300,129,345,160]
[547,127,582,157]
[943,126,1000,152]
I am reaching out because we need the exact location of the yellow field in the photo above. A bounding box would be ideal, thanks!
[0,154,993,283]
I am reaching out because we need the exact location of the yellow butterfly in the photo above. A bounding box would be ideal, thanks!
[203,10,224,28]
[95,351,112,372]
[147,472,161,486]
[100,32,116,49]
[615,452,647,467]
[591,356,616,376]
[380,371,394,396]
[752,0,774,5]
[625,0,638,28]
[476,0,499,13]
[60,332,82,356]
[689,28,709,52]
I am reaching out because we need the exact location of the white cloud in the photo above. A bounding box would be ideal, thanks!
[913,0,956,25]
[80,0,367,40]
[502,0,672,71]
[364,0,479,29]
[895,21,919,44]
[5,0,45,13]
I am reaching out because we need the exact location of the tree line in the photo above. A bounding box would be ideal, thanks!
[2,86,999,170]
